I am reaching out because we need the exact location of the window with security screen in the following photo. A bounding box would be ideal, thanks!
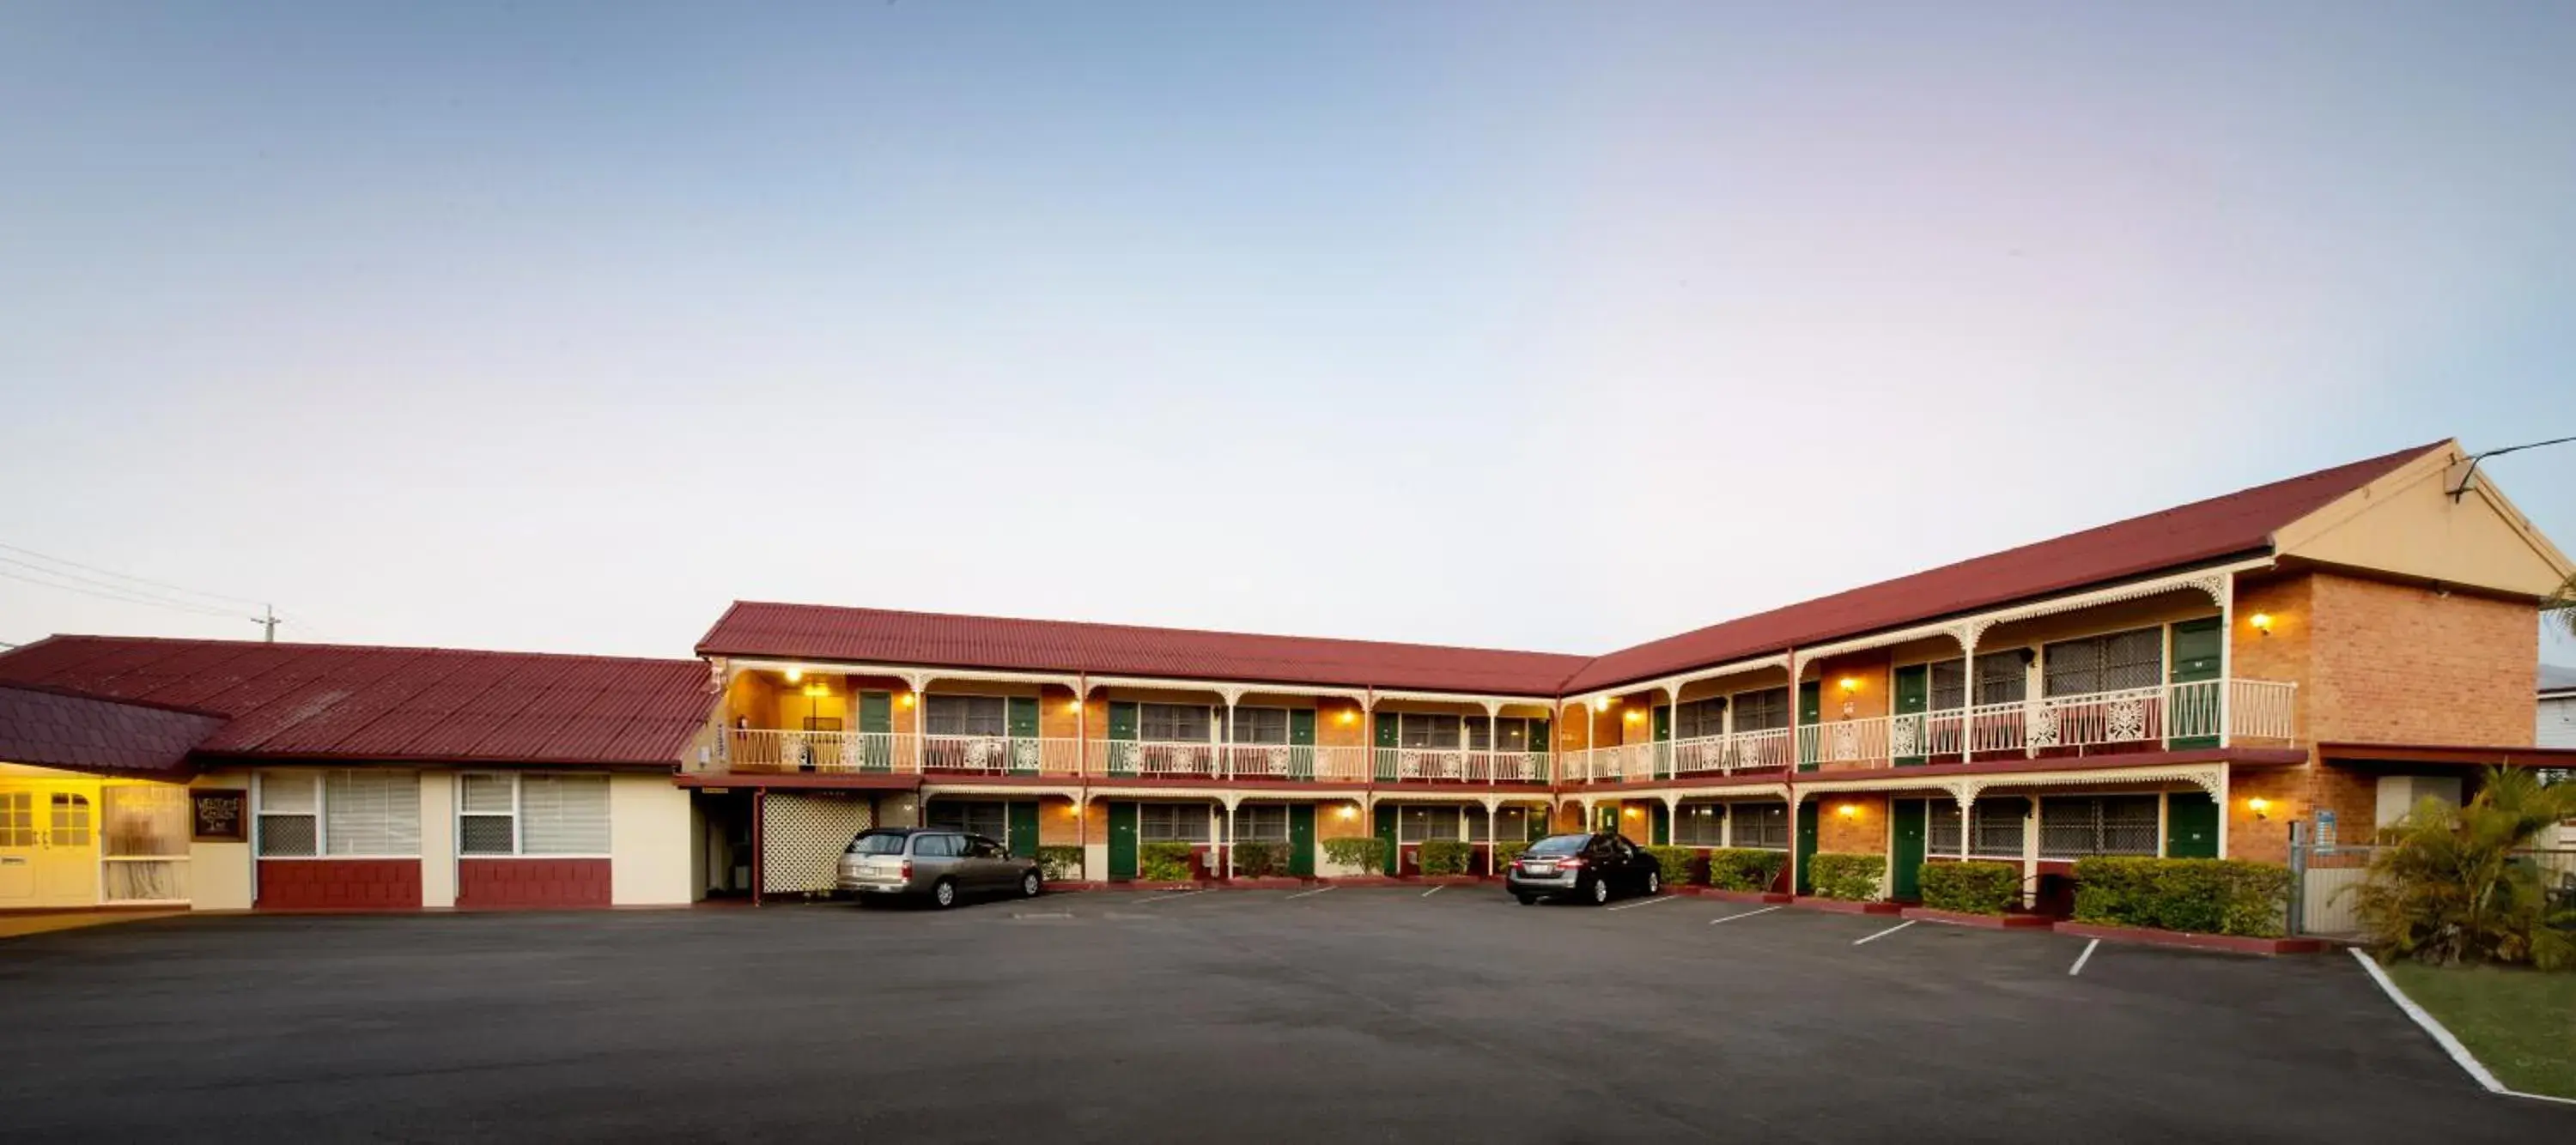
[259,770,420,857]
[928,800,1009,841]
[1230,707,1290,744]
[926,694,1008,736]
[1732,689,1789,732]
[1235,804,1290,841]
[1928,800,2029,857]
[1976,652,2029,705]
[1674,698,1727,740]
[1398,804,1461,842]
[1675,803,1723,845]
[1140,704,1212,742]
[1732,803,1789,849]
[1139,803,1212,842]
[459,773,606,856]
[2043,628,2162,697]
[1397,713,1461,749]
[2038,795,2160,857]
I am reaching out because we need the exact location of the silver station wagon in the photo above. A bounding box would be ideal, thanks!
[838,827,1043,908]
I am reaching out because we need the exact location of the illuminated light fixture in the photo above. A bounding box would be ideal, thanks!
[2250,613,2274,636]
[2248,797,2271,821]
[1624,710,1643,723]
[783,668,803,684]
[1836,803,1859,819]
[1338,709,1357,725]
[1065,700,1083,714]
[801,682,829,698]
[898,692,916,708]
[1623,806,1640,817]
[1838,676,1860,693]
[1595,697,1612,712]
[1337,804,1358,820]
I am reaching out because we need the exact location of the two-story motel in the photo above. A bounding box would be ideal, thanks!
[2,439,2570,912]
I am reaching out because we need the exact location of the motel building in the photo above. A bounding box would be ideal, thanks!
[3,439,2573,914]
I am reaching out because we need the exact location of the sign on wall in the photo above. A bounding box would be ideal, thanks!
[2313,809,2337,856]
[190,788,248,843]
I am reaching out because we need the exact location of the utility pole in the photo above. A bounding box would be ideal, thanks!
[255,604,278,643]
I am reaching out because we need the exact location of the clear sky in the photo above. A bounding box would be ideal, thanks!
[3,2,2571,665]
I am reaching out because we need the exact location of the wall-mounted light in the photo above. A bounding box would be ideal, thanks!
[1836,803,1859,819]
[897,692,916,708]
[801,682,829,698]
[1595,697,1613,712]
[1623,806,1640,818]
[1838,676,1860,694]
[2247,797,2271,821]
[1338,709,1357,725]
[1624,709,1643,724]
[1337,803,1358,821]
[783,668,803,684]
[1064,700,1083,715]
[2249,613,2274,637]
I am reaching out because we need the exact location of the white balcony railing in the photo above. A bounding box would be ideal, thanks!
[1371,748,1551,784]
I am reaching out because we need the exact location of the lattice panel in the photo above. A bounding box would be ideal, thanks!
[761,792,874,894]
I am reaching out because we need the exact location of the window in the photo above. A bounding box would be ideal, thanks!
[925,695,1007,736]
[1674,698,1728,740]
[1675,803,1724,845]
[459,773,610,856]
[1929,660,1967,712]
[1236,804,1290,841]
[258,771,421,857]
[1230,707,1290,745]
[1977,652,2029,706]
[801,716,842,732]
[847,831,908,856]
[1733,689,1790,732]
[1398,804,1461,842]
[965,836,1011,860]
[1139,803,1212,843]
[1732,803,1789,849]
[1140,703,1212,742]
[2043,628,2162,697]
[1526,834,1589,856]
[2038,795,2160,857]
[1461,718,1535,752]
[48,793,91,847]
[0,792,32,847]
[928,800,1010,842]
[1396,713,1461,749]
[912,833,963,857]
[1925,800,2028,857]
[1495,805,1532,841]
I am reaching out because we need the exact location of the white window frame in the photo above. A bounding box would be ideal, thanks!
[1230,706,1292,746]
[454,772,611,859]
[1675,803,1725,846]
[253,770,421,860]
[1396,803,1464,843]
[1139,703,1213,744]
[1730,688,1791,733]
[924,693,1010,737]
[1138,802,1213,843]
[1730,802,1790,850]
[1234,803,1291,842]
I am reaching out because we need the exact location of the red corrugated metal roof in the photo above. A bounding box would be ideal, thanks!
[0,685,227,778]
[0,638,714,767]
[696,604,1592,695]
[701,442,2441,697]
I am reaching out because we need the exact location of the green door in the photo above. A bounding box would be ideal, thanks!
[1893,664,1929,767]
[1007,697,1041,773]
[1374,805,1401,874]
[1652,705,1673,779]
[1107,702,1139,777]
[1107,802,1139,880]
[1007,801,1041,859]
[1287,803,1316,876]
[1649,802,1670,845]
[1374,712,1400,781]
[1891,799,1927,900]
[1796,682,1823,772]
[857,691,892,772]
[1529,718,1550,781]
[1287,709,1317,779]
[1598,803,1619,833]
[1795,801,1820,894]
[2169,618,2223,749]
[2166,791,2220,857]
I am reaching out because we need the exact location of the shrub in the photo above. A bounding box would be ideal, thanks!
[1034,845,1084,881]
[1494,840,1532,869]
[1418,839,1473,876]
[1806,852,1885,901]
[1230,840,1286,878]
[2073,856,2292,938]
[1918,860,2019,915]
[2354,767,2576,968]
[1138,841,1198,882]
[1642,845,1699,885]
[1322,837,1389,875]
[1706,848,1787,892]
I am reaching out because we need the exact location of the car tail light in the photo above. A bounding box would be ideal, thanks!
[1556,857,1586,869]
[901,860,913,879]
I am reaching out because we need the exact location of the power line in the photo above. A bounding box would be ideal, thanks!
[0,554,252,616]
[0,566,246,619]
[0,541,268,607]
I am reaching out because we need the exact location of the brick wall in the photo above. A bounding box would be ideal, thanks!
[2306,573,2536,747]
[1815,793,1888,855]
[256,859,422,910]
[458,858,613,908]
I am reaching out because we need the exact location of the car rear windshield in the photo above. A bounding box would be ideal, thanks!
[1525,834,1590,856]
[846,832,909,856]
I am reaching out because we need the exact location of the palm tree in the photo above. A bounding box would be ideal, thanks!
[2550,572,2576,639]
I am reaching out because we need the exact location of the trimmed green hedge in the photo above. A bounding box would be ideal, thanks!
[1138,841,1197,882]
[1642,845,1699,885]
[1494,840,1532,869]
[1230,840,1287,878]
[1417,839,1473,876]
[2072,857,2290,938]
[1035,845,1084,881]
[1706,848,1787,893]
[1322,837,1388,874]
[1918,860,2019,915]
[1807,852,1885,901]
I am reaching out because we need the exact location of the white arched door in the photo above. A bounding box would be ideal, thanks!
[0,783,102,908]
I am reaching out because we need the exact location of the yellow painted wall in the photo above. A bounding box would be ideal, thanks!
[185,768,255,911]
[611,772,695,906]
[2274,445,2573,598]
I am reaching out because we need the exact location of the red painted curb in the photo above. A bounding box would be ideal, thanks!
[1900,906,2055,929]
[1698,888,1794,904]
[1789,896,1905,915]
[2053,921,2325,955]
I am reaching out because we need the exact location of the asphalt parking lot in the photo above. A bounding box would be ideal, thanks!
[2,888,2565,1142]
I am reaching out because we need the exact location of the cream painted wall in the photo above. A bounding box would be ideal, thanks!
[611,773,695,906]
[186,769,254,911]
[420,770,456,909]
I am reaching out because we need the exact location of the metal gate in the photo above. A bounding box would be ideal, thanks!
[2287,834,2383,939]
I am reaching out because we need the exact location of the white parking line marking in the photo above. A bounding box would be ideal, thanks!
[1606,894,1682,912]
[1851,919,1919,946]
[1420,884,1444,897]
[1012,912,1074,920]
[1709,906,1783,924]
[2069,939,2099,977]
[1283,886,1336,900]
[1138,890,1209,903]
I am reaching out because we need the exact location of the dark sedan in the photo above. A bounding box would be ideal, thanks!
[1506,832,1662,905]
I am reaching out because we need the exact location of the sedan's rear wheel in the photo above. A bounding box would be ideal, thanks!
[933,878,958,909]
[1020,871,1042,899]
[1589,877,1611,906]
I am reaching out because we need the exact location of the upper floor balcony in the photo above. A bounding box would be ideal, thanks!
[714,731,1552,785]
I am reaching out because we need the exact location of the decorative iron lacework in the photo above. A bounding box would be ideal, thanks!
[761,792,874,894]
